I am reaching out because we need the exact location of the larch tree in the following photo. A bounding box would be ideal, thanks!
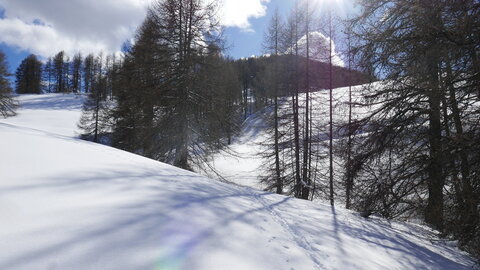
[284,0,303,198]
[327,4,335,206]
[0,50,17,117]
[83,54,95,93]
[43,57,54,93]
[53,51,67,93]
[301,0,313,200]
[260,8,285,194]
[71,53,82,94]
[15,54,43,94]
[78,54,110,143]
[350,0,479,238]
[112,0,239,172]
[343,21,355,210]
[350,0,445,227]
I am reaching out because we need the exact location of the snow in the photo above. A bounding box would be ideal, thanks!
[0,93,476,269]
[290,31,345,67]
[0,94,85,137]
[207,110,267,189]
[208,83,374,190]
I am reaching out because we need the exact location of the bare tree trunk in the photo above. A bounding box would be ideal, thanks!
[446,62,479,237]
[274,94,282,194]
[301,2,311,200]
[345,29,353,209]
[328,8,335,206]
[274,14,282,194]
[293,1,302,198]
[425,46,444,231]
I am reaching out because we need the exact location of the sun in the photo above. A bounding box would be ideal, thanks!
[312,0,353,18]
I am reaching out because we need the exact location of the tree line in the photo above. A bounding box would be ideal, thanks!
[10,0,243,172]
[109,0,242,171]
[14,50,121,96]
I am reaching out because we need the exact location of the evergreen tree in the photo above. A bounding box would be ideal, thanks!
[282,0,303,198]
[78,90,110,143]
[350,0,480,248]
[326,3,335,206]
[15,54,42,94]
[217,60,242,145]
[43,57,54,93]
[78,53,110,142]
[53,51,67,93]
[342,22,355,210]
[71,53,82,93]
[63,54,71,92]
[260,9,284,194]
[83,54,95,93]
[112,15,171,157]
[77,82,110,143]
[112,0,236,171]
[0,50,17,117]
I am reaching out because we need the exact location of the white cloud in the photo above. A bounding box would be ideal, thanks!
[220,0,269,30]
[0,0,150,57]
[0,18,111,57]
[0,0,270,58]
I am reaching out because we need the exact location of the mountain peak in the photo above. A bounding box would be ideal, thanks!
[294,31,345,67]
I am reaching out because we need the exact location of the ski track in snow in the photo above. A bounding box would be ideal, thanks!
[249,187,327,270]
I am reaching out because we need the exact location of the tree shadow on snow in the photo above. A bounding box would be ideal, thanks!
[0,166,290,270]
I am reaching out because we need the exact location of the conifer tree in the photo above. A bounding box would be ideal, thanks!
[112,0,234,171]
[53,51,67,93]
[43,57,54,93]
[83,54,95,93]
[350,0,480,236]
[261,9,284,194]
[15,54,42,94]
[78,55,110,143]
[0,50,17,117]
[71,53,82,93]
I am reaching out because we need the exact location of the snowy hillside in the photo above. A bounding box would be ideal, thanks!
[208,83,372,190]
[0,94,476,269]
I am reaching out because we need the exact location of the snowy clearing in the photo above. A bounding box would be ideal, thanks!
[0,94,476,270]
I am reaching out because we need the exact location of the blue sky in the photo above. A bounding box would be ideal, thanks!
[0,0,352,75]
[0,6,25,75]
[224,0,294,58]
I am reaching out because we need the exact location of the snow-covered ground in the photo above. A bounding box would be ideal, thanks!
[207,110,268,189]
[208,83,373,191]
[0,93,476,269]
[0,94,86,137]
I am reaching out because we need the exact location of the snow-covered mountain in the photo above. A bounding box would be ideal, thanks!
[0,94,475,269]
[289,31,345,67]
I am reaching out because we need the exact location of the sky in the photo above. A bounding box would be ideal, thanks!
[0,0,353,74]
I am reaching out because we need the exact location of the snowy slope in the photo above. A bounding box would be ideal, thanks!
[0,94,476,270]
[0,94,85,137]
[209,83,373,190]
[207,110,267,189]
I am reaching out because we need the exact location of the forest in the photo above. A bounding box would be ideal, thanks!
[1,0,479,260]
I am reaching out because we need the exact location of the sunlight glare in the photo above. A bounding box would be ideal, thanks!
[312,0,352,18]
